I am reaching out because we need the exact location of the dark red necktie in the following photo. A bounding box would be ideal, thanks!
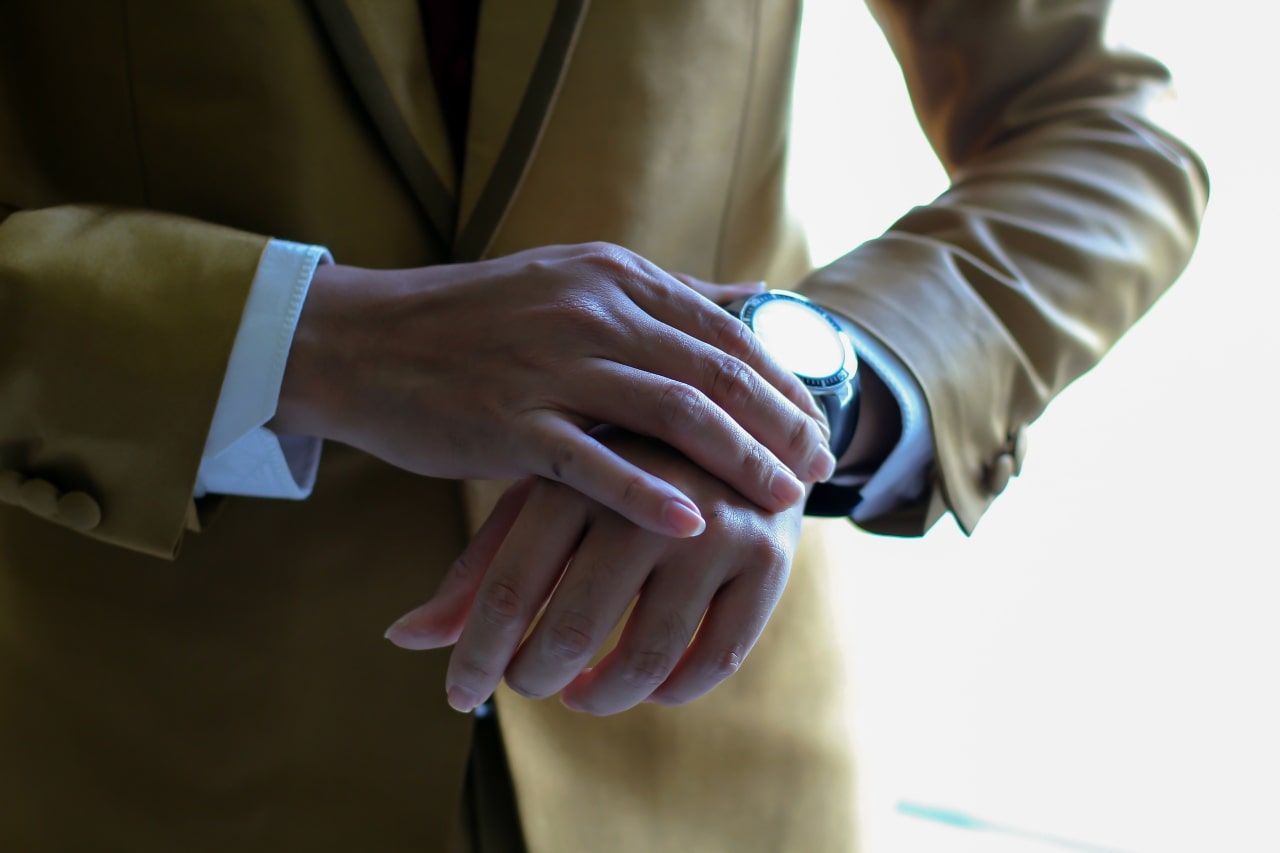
[420,0,481,167]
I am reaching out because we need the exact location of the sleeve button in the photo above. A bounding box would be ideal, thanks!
[985,453,1016,495]
[56,492,103,532]
[18,478,60,517]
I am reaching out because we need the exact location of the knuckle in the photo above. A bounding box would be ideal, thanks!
[659,609,691,648]
[583,239,622,257]
[739,444,773,485]
[479,578,525,627]
[455,656,498,684]
[709,312,757,360]
[549,438,577,481]
[708,355,754,407]
[751,552,792,603]
[620,475,648,509]
[787,412,815,456]
[710,644,747,680]
[582,241,634,278]
[745,531,790,571]
[546,611,597,663]
[450,553,478,581]
[620,648,674,688]
[582,243,670,301]
[504,675,551,701]
[657,382,704,429]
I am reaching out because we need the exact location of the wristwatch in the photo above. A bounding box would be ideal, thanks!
[725,290,860,458]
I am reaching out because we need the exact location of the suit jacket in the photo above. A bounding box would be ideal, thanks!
[0,1,1207,850]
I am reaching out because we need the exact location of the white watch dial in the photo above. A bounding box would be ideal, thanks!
[750,298,846,379]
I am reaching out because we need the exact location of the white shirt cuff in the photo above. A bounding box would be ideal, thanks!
[844,327,935,523]
[195,239,330,500]
[813,317,935,523]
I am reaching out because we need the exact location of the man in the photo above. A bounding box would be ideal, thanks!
[0,1,1206,851]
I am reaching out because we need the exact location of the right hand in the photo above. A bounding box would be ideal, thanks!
[271,242,835,537]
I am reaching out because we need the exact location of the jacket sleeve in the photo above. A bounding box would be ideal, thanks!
[0,203,269,558]
[798,0,1209,536]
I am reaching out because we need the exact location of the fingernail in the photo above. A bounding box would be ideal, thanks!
[384,612,422,648]
[663,499,706,537]
[447,685,481,713]
[769,468,805,506]
[808,447,837,482]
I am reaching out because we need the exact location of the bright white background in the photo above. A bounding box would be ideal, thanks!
[787,2,1279,852]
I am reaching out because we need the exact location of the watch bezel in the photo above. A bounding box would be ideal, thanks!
[735,290,856,391]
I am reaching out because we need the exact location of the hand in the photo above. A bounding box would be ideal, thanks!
[384,431,805,715]
[273,242,835,537]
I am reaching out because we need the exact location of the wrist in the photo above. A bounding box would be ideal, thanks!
[270,262,364,440]
[836,359,900,471]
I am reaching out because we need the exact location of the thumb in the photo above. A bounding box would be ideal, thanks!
[384,478,535,650]
[671,272,767,306]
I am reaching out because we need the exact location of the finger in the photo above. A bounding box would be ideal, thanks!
[569,361,815,511]
[523,412,708,538]
[669,272,766,306]
[655,327,835,483]
[384,477,537,651]
[445,484,590,712]
[622,266,830,433]
[606,312,834,486]
[644,563,789,707]
[558,555,723,716]
[502,517,663,701]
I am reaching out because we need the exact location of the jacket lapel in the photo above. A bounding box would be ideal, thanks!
[312,0,588,261]
[311,0,458,253]
[454,0,589,261]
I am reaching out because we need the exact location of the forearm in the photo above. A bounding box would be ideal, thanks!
[800,0,1208,534]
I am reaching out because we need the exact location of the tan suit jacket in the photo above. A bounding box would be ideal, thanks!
[0,1,1206,850]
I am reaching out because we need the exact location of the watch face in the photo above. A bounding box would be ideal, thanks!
[748,295,847,380]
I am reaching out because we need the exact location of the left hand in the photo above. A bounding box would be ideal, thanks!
[384,431,806,716]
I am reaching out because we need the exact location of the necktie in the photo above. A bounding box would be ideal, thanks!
[421,0,481,166]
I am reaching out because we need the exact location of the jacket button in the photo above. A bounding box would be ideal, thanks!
[985,453,1016,495]
[56,492,103,532]
[19,478,60,517]
[0,470,24,504]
